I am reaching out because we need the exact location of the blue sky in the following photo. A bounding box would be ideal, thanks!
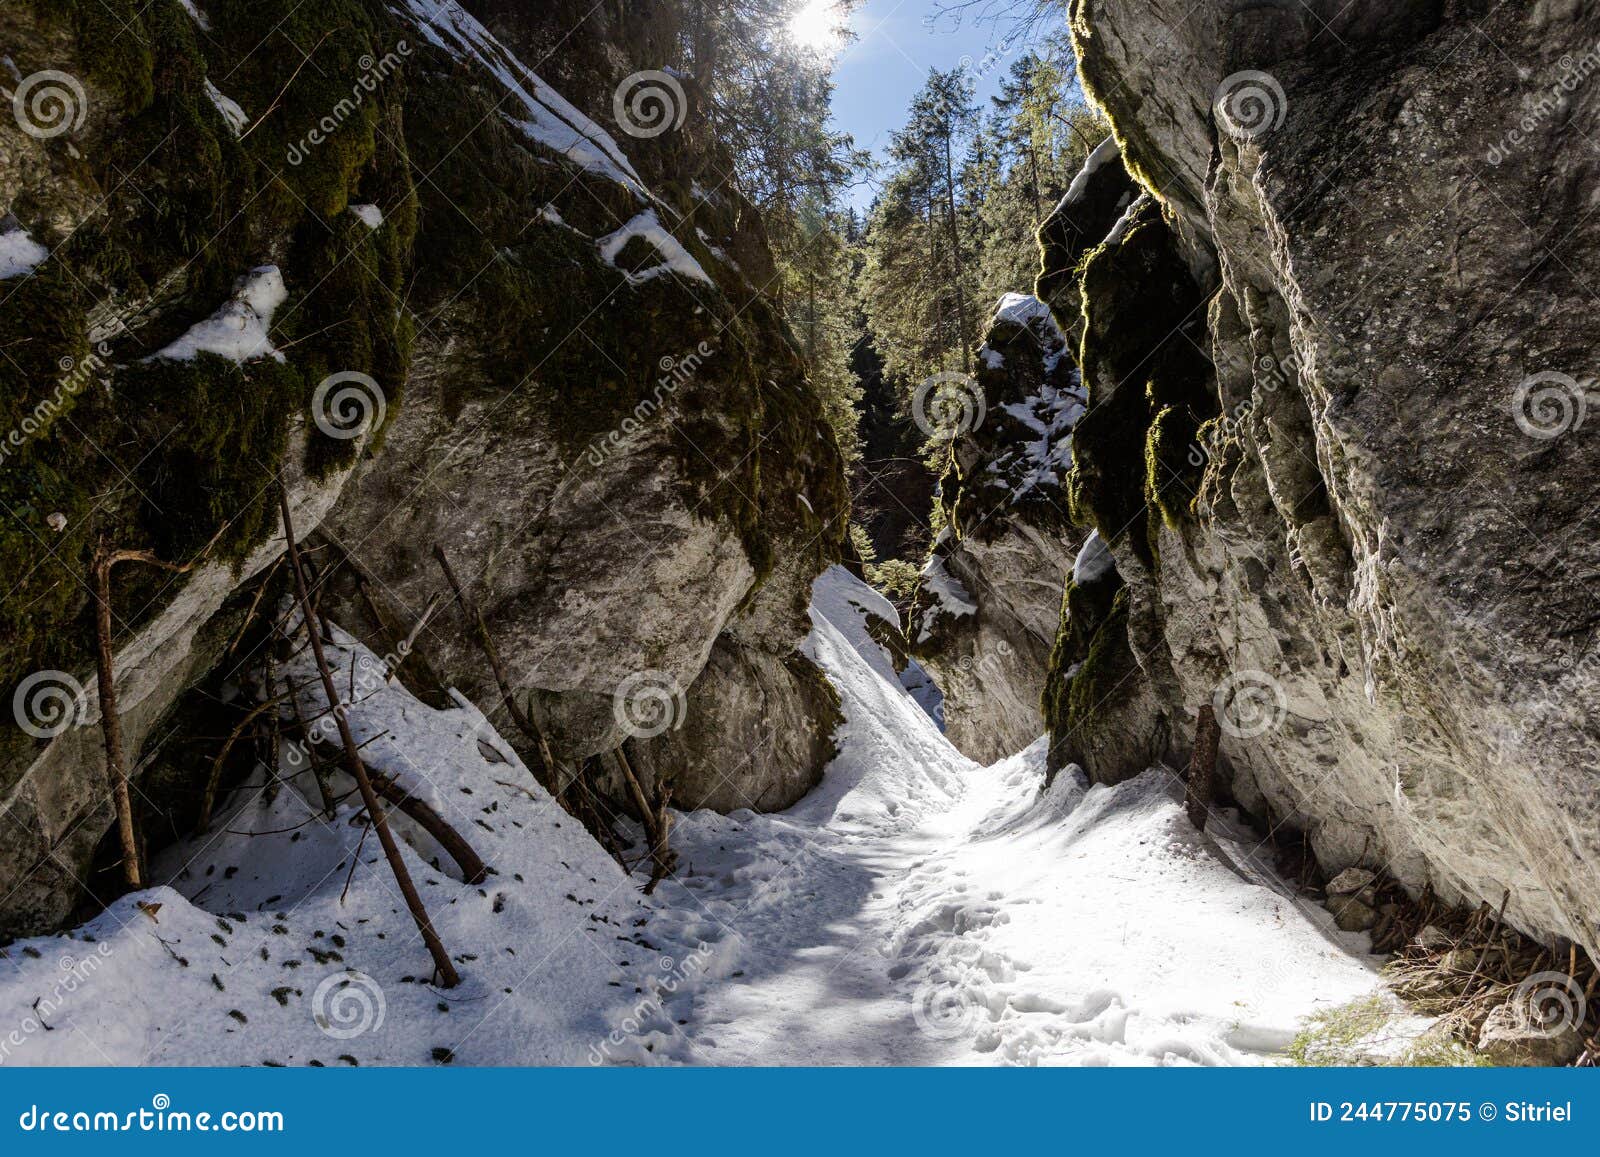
[822,0,1031,210]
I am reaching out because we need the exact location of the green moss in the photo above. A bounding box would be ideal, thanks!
[1288,996,1393,1065]
[1043,582,1134,745]
[118,354,306,565]
[1067,0,1175,208]
[1145,402,1205,528]
[1,0,847,756]
[40,0,155,113]
[1288,997,1484,1066]
[1063,201,1216,562]
[1,0,417,707]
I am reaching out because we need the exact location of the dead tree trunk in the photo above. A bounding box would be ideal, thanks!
[1185,704,1220,832]
[279,487,461,988]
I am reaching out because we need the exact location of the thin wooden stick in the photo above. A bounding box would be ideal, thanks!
[364,767,488,885]
[340,823,372,906]
[237,29,332,140]
[612,746,675,894]
[284,678,337,817]
[393,592,444,680]
[224,557,281,657]
[196,691,293,833]
[92,537,217,889]
[312,532,451,703]
[646,784,675,896]
[294,721,491,885]
[279,487,460,988]
[433,544,562,790]
[1468,889,1510,985]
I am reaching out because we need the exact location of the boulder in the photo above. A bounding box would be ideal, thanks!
[1477,1001,1585,1067]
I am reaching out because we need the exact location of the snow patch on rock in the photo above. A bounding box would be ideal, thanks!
[598,209,711,286]
[178,0,211,30]
[0,222,48,279]
[149,266,287,363]
[1073,530,1116,586]
[204,79,248,136]
[914,540,978,645]
[401,0,649,199]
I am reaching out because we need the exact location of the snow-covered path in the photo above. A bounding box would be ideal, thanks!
[0,569,1387,1068]
[637,569,1386,1066]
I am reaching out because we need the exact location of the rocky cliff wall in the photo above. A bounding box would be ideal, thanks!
[1050,0,1600,955]
[0,0,845,937]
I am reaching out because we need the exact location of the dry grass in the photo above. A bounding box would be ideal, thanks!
[1368,882,1599,1064]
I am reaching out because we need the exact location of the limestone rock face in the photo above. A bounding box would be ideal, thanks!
[0,0,846,934]
[0,457,350,938]
[1058,0,1600,953]
[617,632,843,813]
[908,294,1085,763]
[322,0,848,804]
[904,140,1145,766]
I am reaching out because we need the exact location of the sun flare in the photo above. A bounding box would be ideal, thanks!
[786,0,846,55]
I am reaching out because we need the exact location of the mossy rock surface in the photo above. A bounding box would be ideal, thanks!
[1,0,418,699]
[2,0,845,720]
[1065,197,1215,564]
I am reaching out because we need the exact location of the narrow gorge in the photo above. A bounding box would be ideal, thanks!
[0,0,1595,1069]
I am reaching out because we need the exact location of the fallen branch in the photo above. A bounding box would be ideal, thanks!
[612,746,676,894]
[279,486,461,988]
[365,767,488,886]
[288,719,491,887]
